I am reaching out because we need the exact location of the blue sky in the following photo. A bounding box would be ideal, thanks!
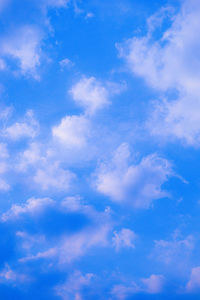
[0,0,200,299]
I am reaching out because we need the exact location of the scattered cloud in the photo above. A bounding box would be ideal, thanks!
[111,282,139,300]
[186,266,200,293]
[52,115,90,148]
[94,143,173,208]
[153,230,194,265]
[55,270,94,300]
[112,228,137,251]
[33,162,75,191]
[0,264,28,284]
[111,274,164,299]
[119,0,200,146]
[2,110,39,140]
[2,197,55,221]
[2,196,112,265]
[69,77,110,115]
[69,76,124,116]
[1,26,42,78]
[20,222,110,264]
[141,274,165,294]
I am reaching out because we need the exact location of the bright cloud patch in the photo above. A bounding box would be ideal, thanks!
[52,115,90,148]
[1,26,42,78]
[2,110,39,140]
[95,143,173,208]
[70,77,110,115]
[119,0,200,146]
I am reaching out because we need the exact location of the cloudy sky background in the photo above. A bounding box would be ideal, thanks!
[0,0,199,299]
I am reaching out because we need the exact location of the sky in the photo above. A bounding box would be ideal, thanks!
[0,0,200,299]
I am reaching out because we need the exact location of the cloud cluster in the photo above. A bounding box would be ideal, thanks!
[119,0,200,146]
[1,195,112,266]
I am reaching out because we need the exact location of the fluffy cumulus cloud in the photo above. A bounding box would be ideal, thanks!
[119,0,200,146]
[52,115,90,148]
[33,162,75,191]
[69,77,110,115]
[70,76,124,115]
[2,110,39,140]
[94,143,173,208]
[16,139,76,192]
[1,26,42,78]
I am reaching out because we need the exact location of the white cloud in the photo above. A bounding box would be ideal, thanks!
[16,198,112,264]
[111,282,139,300]
[16,140,76,192]
[17,142,42,172]
[2,110,39,140]
[33,162,75,191]
[52,115,90,148]
[112,228,137,251]
[69,77,110,115]
[2,195,112,266]
[20,223,110,264]
[153,230,194,265]
[111,274,165,299]
[118,1,200,92]
[186,266,200,292]
[94,143,173,209]
[141,274,165,294]
[55,271,94,300]
[2,197,54,221]
[2,26,42,78]
[119,0,200,146]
